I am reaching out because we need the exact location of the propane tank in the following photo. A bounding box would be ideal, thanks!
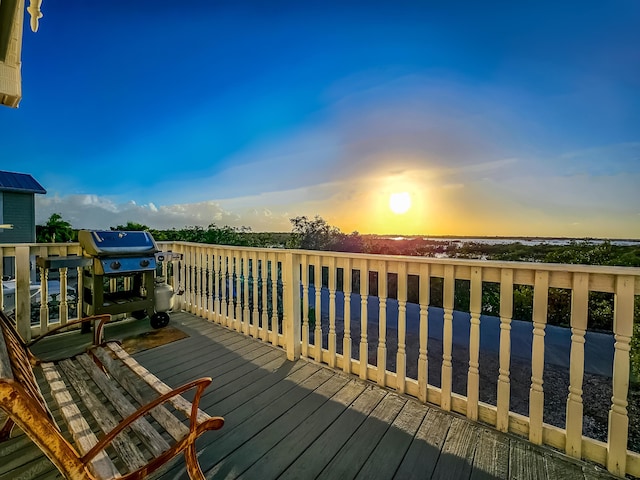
[154,277,174,313]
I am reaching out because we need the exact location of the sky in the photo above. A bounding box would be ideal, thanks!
[2,0,639,238]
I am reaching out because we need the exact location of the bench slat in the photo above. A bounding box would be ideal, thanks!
[108,343,211,423]
[0,329,13,380]
[74,354,171,456]
[58,359,149,472]
[41,363,121,480]
[92,346,190,441]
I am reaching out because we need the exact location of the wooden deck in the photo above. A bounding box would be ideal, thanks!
[1,311,619,480]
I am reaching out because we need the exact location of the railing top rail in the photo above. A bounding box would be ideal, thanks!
[161,241,640,276]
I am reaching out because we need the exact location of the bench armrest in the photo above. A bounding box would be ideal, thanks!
[81,377,220,464]
[27,314,112,348]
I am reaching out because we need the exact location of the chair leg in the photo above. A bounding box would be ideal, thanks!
[0,418,14,441]
[185,442,205,480]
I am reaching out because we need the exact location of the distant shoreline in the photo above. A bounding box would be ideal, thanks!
[367,235,640,246]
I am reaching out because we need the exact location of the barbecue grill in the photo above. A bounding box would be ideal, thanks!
[78,229,169,328]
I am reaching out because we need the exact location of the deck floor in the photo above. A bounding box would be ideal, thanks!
[1,311,618,480]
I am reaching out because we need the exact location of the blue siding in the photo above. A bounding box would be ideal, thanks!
[0,192,36,243]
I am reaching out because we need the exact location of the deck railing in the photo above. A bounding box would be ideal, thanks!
[2,241,640,477]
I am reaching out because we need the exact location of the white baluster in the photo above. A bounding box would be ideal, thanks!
[328,257,337,368]
[441,265,455,411]
[270,253,279,345]
[314,257,323,361]
[467,266,482,421]
[39,266,49,332]
[222,252,229,326]
[260,253,269,342]
[235,254,243,332]
[76,266,83,321]
[59,266,68,325]
[377,261,388,387]
[251,256,259,338]
[208,252,215,321]
[189,248,196,313]
[397,262,408,394]
[566,272,588,458]
[343,258,353,374]
[496,269,513,432]
[359,260,369,380]
[606,275,634,476]
[418,263,430,403]
[197,247,204,317]
[242,252,251,335]
[301,255,310,357]
[214,251,221,323]
[529,270,549,445]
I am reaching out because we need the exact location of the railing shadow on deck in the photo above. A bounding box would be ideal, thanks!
[125,315,612,480]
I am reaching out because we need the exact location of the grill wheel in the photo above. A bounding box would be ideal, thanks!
[150,312,170,329]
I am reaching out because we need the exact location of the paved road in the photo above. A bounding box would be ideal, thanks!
[308,286,614,377]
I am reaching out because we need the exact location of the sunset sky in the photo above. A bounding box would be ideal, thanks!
[2,1,639,238]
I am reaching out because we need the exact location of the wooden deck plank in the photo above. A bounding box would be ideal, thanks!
[208,373,350,478]
[278,386,387,480]
[393,407,452,479]
[543,451,585,480]
[509,439,548,480]
[238,380,367,480]
[162,346,282,395]
[138,336,273,382]
[197,352,296,409]
[355,399,429,479]
[430,417,480,480]
[200,357,307,416]
[315,393,407,480]
[160,363,330,479]
[470,427,510,480]
[0,455,59,480]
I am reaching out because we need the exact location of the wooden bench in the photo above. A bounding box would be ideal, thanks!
[0,310,224,479]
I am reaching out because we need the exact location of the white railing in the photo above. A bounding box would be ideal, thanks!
[3,241,640,477]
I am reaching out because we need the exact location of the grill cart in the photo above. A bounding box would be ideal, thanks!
[78,229,171,329]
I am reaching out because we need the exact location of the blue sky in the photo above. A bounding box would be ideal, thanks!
[3,0,639,237]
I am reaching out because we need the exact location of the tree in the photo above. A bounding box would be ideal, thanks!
[288,215,363,252]
[288,215,340,250]
[111,222,149,231]
[36,213,75,243]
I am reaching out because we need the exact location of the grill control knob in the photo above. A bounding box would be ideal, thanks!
[110,261,121,270]
[140,259,150,268]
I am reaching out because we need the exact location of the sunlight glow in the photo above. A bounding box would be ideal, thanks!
[389,192,412,214]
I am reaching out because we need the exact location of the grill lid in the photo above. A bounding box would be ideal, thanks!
[78,230,159,257]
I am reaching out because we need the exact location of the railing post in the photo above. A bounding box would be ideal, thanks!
[566,272,588,459]
[496,268,513,432]
[15,245,32,341]
[441,264,455,411]
[607,274,634,476]
[283,252,301,361]
[417,263,430,403]
[377,259,388,387]
[467,266,482,421]
[529,270,549,445]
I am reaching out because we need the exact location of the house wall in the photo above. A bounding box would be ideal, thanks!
[0,191,36,243]
[0,0,24,107]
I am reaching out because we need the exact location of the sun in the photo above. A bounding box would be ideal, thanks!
[389,192,412,214]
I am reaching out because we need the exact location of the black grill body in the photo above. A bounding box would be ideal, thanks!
[79,230,158,319]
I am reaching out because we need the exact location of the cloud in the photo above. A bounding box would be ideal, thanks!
[35,193,295,232]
